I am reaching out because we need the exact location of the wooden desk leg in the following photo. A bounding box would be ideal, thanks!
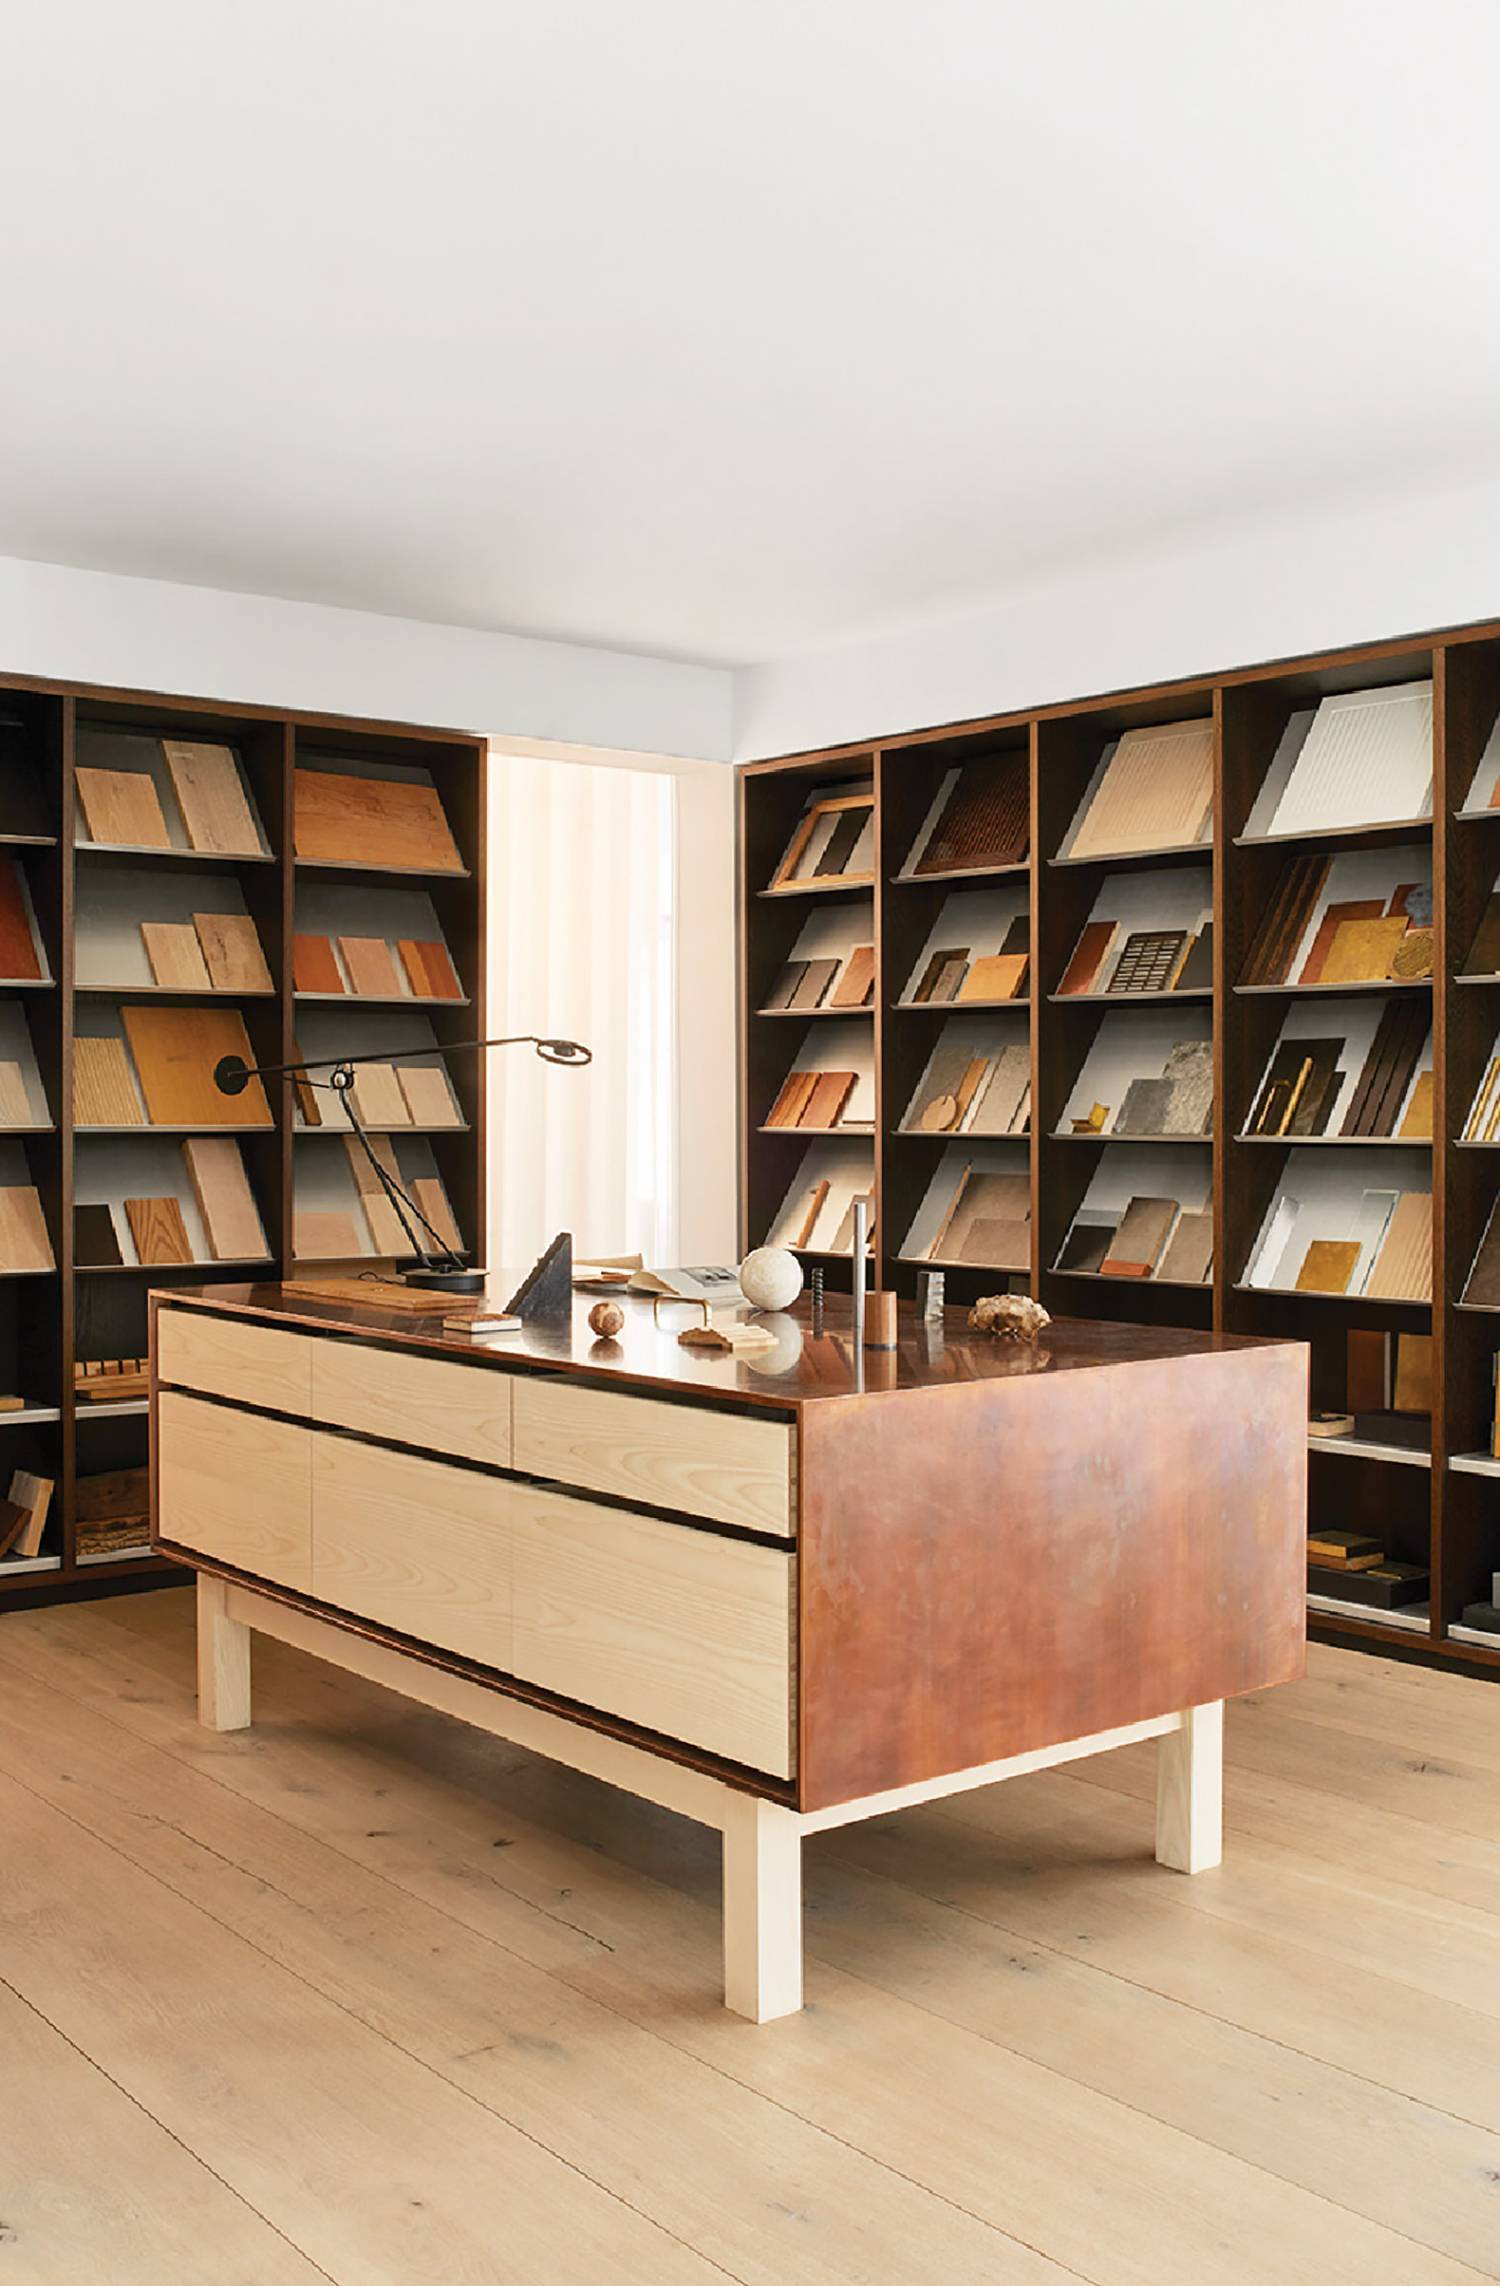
[722,1796,802,2022]
[197,1575,251,1733]
[1154,1700,1223,1874]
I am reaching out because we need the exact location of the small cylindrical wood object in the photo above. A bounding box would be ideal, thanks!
[864,1289,899,1348]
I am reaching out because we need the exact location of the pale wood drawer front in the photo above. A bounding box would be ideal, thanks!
[311,1339,512,1470]
[310,1430,514,1671]
[511,1377,794,1537]
[158,1308,313,1418]
[509,1483,795,1776]
[157,1390,311,1589]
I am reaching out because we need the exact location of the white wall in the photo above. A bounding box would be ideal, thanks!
[0,552,733,762]
[732,472,1500,759]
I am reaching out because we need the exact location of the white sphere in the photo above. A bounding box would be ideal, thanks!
[739,1246,804,1312]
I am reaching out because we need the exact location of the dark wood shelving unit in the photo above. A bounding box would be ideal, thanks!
[738,614,1500,1680]
[0,673,486,1608]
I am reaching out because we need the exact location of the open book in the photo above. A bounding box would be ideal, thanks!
[573,1254,746,1307]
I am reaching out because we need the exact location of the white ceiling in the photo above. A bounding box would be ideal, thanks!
[4,2,1500,670]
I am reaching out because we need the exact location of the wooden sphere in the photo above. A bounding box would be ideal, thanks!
[588,1300,625,1338]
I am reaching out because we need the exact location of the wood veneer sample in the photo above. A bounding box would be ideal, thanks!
[124,1195,193,1266]
[194,913,273,993]
[799,1071,856,1129]
[958,953,1027,1002]
[1066,721,1214,860]
[968,1044,1031,1136]
[1320,915,1408,984]
[293,768,463,872]
[73,1035,144,1127]
[161,741,262,855]
[347,1062,411,1127]
[0,1187,53,1271]
[1397,1069,1434,1140]
[293,935,344,994]
[1241,855,1331,985]
[8,1468,51,1556]
[73,1202,123,1266]
[339,935,404,997]
[828,945,876,1008]
[1058,921,1118,996]
[911,948,968,1004]
[0,1062,32,1128]
[788,958,839,1012]
[1393,1331,1433,1415]
[1100,1196,1178,1278]
[1297,899,1382,985]
[343,1136,409,1253]
[412,1175,463,1255]
[290,1038,323,1127]
[765,1069,817,1128]
[141,922,212,990]
[911,752,1030,873]
[1294,1238,1360,1294]
[183,1137,269,1261]
[793,1178,830,1248]
[74,767,172,849]
[121,1005,271,1127]
[0,857,42,980]
[1365,1190,1433,1301]
[397,938,463,1000]
[1346,1328,1389,1411]
[294,1208,366,1261]
[396,1062,462,1127]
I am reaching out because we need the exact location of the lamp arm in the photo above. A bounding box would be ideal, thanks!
[215,1033,591,1095]
[338,1077,463,1275]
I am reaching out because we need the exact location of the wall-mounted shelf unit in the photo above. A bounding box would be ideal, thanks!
[0,675,485,1607]
[737,618,1500,1681]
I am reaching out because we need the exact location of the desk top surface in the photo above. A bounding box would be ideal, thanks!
[159,1283,1300,1413]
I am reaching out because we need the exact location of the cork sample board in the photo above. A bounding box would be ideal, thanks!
[141,923,212,991]
[194,913,273,993]
[121,1005,271,1127]
[293,936,344,994]
[293,769,463,873]
[339,936,404,997]
[183,1138,269,1262]
[73,1036,145,1127]
[0,858,43,981]
[0,1186,54,1271]
[124,1196,194,1266]
[74,768,172,849]
[161,742,263,855]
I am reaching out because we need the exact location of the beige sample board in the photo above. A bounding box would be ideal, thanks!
[0,1004,51,1128]
[1264,681,1433,837]
[141,922,212,990]
[194,912,273,992]
[897,883,1030,1003]
[1054,1145,1214,1283]
[73,866,264,992]
[75,1134,232,1266]
[0,1183,54,1271]
[899,1141,1031,1264]
[182,1137,270,1262]
[161,740,267,855]
[74,766,172,849]
[1061,720,1215,860]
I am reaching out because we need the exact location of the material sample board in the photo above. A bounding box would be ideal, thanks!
[194,913,273,993]
[1063,720,1214,860]
[161,741,264,855]
[121,1005,272,1127]
[141,922,212,990]
[73,1035,145,1128]
[75,767,172,849]
[1264,682,1433,837]
[0,858,43,981]
[293,767,464,872]
[182,1137,269,1262]
[0,1186,54,1271]
[124,1195,194,1266]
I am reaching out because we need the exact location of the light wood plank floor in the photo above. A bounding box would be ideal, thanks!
[1,1593,1498,2285]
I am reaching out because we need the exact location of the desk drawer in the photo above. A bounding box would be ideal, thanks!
[510,1483,795,1776]
[311,1337,512,1470]
[157,1390,311,1588]
[158,1307,312,1416]
[310,1431,513,1669]
[512,1376,793,1537]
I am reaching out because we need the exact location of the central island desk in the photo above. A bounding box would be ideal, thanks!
[151,1286,1307,2019]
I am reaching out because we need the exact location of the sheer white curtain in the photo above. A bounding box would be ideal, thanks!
[487,749,678,1271]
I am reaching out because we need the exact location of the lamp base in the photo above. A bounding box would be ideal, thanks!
[400,1265,487,1294]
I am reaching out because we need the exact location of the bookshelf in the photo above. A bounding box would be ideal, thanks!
[738,620,1500,1680]
[0,676,485,1605]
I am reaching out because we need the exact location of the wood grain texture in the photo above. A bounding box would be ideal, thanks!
[796,1339,1307,1809]
[292,935,344,994]
[73,1033,145,1126]
[338,935,403,996]
[156,1305,313,1414]
[0,1184,54,1271]
[396,1062,461,1126]
[0,1059,34,1127]
[508,1481,795,1777]
[74,765,172,848]
[124,1195,194,1265]
[193,912,273,993]
[122,1004,272,1127]
[0,855,43,979]
[156,1389,311,1587]
[196,1571,252,1732]
[510,1374,793,1537]
[182,1138,269,1262]
[412,1175,463,1254]
[347,1062,410,1127]
[161,741,263,855]
[294,1209,364,1260]
[141,921,212,990]
[293,768,463,872]
[310,1335,512,1469]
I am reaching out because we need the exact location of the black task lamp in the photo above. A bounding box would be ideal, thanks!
[214,1033,591,1296]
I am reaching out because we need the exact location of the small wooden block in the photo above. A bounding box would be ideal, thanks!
[862,1289,899,1346]
[75,767,172,849]
[141,921,213,990]
[193,913,273,993]
[124,1195,194,1266]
